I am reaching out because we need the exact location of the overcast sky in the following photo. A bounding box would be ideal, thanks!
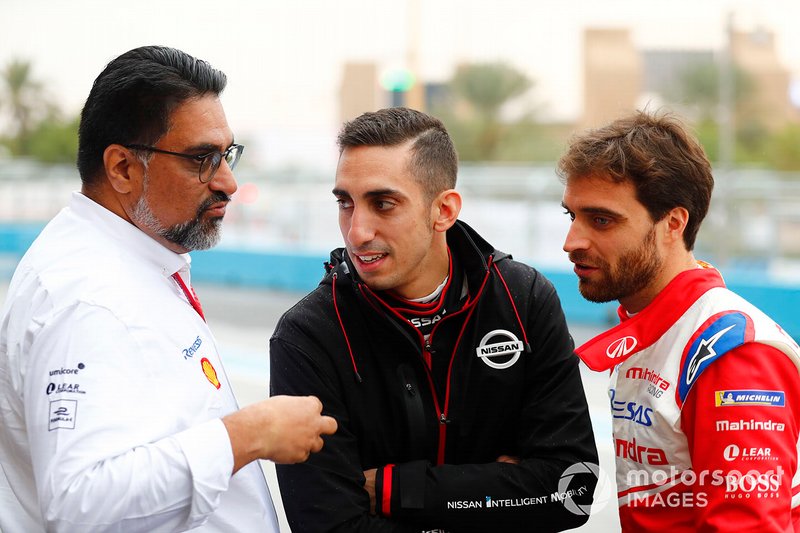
[3,0,799,169]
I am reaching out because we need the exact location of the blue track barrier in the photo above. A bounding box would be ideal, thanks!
[1,223,798,340]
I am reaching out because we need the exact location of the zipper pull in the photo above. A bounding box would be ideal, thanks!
[424,341,436,354]
[405,383,415,396]
[439,413,450,424]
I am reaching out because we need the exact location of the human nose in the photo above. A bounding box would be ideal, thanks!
[563,221,588,254]
[209,159,238,196]
[345,205,376,247]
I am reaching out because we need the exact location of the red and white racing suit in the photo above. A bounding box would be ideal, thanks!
[577,264,800,532]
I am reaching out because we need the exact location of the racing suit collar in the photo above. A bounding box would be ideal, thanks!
[576,264,726,372]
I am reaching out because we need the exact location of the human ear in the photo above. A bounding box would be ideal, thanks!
[432,189,462,232]
[663,206,690,246]
[103,144,139,195]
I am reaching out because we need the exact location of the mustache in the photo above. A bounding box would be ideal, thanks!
[199,192,231,212]
[568,251,591,264]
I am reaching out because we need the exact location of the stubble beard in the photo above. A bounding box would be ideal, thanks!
[574,225,662,304]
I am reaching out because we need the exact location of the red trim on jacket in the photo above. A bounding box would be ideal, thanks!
[381,464,395,517]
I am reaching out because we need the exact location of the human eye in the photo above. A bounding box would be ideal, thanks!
[336,197,353,210]
[374,198,396,211]
[593,216,612,227]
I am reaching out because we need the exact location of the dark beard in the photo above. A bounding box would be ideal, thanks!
[572,225,661,304]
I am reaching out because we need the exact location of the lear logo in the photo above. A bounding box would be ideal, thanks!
[723,444,774,462]
[606,336,637,359]
[475,329,523,370]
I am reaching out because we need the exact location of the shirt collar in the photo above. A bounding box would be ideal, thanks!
[69,191,190,279]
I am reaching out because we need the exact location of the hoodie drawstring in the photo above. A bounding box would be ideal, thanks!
[332,273,363,383]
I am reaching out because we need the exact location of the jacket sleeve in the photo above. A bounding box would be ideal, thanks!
[681,342,800,532]
[22,303,234,532]
[270,335,422,533]
[375,273,599,532]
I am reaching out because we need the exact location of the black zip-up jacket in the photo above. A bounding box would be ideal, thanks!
[270,221,598,532]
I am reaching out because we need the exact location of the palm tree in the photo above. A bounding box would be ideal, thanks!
[1,59,45,155]
[448,62,533,160]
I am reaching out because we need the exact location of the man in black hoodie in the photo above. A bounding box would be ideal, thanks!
[270,107,598,532]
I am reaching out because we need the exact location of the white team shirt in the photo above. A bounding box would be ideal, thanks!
[0,192,278,532]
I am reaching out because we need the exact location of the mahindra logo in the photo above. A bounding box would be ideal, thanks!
[606,336,638,359]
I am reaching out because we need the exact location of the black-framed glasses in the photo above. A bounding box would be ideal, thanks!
[124,143,244,183]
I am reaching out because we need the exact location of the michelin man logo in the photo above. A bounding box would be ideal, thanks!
[475,329,523,370]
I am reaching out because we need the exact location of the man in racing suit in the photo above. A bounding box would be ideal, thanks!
[559,110,800,531]
[270,107,598,532]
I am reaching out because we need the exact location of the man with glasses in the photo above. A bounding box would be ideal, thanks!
[0,46,336,532]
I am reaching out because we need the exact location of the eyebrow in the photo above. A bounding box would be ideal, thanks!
[561,201,625,219]
[332,188,403,199]
[184,139,236,154]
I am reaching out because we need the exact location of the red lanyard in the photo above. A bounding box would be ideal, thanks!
[171,273,206,321]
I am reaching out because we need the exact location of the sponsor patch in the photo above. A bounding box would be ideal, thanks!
[606,336,637,360]
[49,399,77,431]
[615,437,668,465]
[678,312,748,403]
[715,418,785,432]
[48,362,85,377]
[201,358,221,389]
[182,335,203,360]
[625,366,671,398]
[610,388,653,426]
[715,390,785,407]
[475,329,523,370]
[46,383,86,395]
[723,444,776,462]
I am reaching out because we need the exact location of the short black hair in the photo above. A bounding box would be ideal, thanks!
[337,107,458,200]
[77,45,227,185]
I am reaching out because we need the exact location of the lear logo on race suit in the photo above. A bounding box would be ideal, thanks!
[475,329,523,370]
[715,390,785,407]
[715,418,785,432]
[610,388,654,426]
[723,444,777,462]
[679,312,748,403]
[606,336,637,359]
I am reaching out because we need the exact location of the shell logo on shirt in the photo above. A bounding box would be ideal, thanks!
[200,358,221,389]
